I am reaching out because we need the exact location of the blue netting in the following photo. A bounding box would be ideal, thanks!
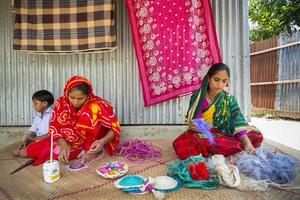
[237,147,299,184]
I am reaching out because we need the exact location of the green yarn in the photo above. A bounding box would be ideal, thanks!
[167,155,219,190]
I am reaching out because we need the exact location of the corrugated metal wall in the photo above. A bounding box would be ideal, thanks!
[276,32,300,113]
[250,31,300,119]
[212,0,251,122]
[250,37,279,109]
[0,0,251,126]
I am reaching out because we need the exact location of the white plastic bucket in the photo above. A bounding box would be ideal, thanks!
[43,160,60,183]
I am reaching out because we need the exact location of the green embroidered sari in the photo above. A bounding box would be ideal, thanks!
[186,77,248,137]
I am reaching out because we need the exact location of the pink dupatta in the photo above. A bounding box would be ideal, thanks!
[126,0,222,106]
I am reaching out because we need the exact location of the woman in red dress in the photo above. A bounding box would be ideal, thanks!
[16,76,120,165]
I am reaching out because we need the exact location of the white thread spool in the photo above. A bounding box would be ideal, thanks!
[43,160,60,183]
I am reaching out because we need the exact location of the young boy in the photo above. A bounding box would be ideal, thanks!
[13,90,54,156]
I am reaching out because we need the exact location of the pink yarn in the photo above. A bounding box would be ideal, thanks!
[116,140,162,164]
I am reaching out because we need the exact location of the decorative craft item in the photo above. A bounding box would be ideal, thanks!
[115,175,165,199]
[114,175,147,192]
[96,161,128,179]
[66,162,88,172]
[142,178,165,199]
[152,176,181,192]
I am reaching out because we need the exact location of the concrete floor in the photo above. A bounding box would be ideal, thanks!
[1,118,300,158]
[250,117,300,159]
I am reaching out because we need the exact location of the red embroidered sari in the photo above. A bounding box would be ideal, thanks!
[27,76,120,165]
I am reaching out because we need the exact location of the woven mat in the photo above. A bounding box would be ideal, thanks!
[0,140,299,200]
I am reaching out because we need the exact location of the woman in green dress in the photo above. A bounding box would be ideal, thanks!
[173,63,263,160]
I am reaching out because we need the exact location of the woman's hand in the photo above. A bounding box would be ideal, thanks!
[88,140,104,154]
[58,139,70,163]
[77,150,86,160]
[244,141,255,154]
[77,150,97,163]
[188,120,199,132]
[240,136,255,154]
[82,152,98,163]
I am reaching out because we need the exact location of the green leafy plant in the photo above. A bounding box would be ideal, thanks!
[249,0,300,42]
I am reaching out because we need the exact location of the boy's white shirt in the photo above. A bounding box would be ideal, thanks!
[29,107,53,137]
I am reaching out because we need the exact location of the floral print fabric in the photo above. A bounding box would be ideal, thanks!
[126,0,222,106]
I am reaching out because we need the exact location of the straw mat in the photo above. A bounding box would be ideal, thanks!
[0,140,299,200]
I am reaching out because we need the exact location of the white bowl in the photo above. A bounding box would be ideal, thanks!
[153,176,178,190]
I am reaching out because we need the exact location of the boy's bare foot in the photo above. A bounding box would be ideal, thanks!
[13,144,24,157]
[13,149,20,157]
[13,147,27,157]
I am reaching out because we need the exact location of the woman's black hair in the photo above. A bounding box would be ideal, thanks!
[205,63,230,92]
[207,63,230,78]
[70,83,90,95]
[32,90,54,106]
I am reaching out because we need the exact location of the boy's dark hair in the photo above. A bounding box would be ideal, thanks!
[32,90,54,106]
[70,83,90,95]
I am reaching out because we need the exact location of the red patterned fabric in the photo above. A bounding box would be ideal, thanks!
[126,0,221,106]
[27,76,120,165]
[173,128,263,160]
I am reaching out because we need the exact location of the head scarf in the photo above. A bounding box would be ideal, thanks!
[63,75,94,100]
[27,76,120,165]
[49,76,120,153]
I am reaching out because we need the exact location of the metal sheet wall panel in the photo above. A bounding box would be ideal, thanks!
[250,37,279,82]
[212,0,251,120]
[250,37,279,109]
[276,32,300,112]
[0,0,251,125]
